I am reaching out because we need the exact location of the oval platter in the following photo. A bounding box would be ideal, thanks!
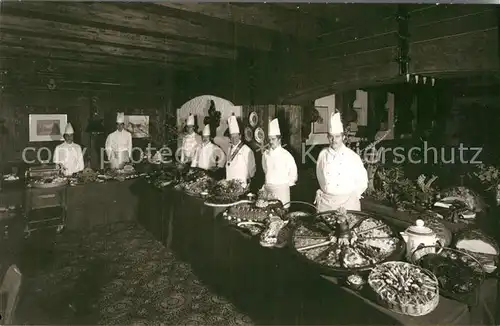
[254,127,265,144]
[249,111,258,127]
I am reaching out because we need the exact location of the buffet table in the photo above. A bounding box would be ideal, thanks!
[143,184,497,325]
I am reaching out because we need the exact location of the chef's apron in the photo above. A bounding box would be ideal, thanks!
[315,189,360,212]
[265,183,291,208]
[110,150,129,170]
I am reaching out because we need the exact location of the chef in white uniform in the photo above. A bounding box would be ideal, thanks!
[105,112,133,169]
[225,115,255,187]
[180,114,201,164]
[262,118,298,208]
[53,122,85,176]
[315,112,368,212]
[191,124,226,170]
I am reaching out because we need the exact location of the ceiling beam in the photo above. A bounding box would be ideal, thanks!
[0,45,194,71]
[0,30,220,69]
[1,2,275,52]
[0,13,236,60]
[153,3,319,39]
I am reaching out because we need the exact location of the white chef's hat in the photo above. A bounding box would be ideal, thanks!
[186,114,195,126]
[329,112,344,134]
[64,122,74,135]
[116,112,125,123]
[202,124,210,136]
[228,115,239,134]
[268,118,280,136]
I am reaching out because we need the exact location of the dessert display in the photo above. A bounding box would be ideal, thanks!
[368,261,439,316]
[413,247,484,297]
[292,208,403,274]
[453,229,499,273]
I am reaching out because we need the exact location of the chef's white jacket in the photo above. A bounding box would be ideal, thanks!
[191,142,226,170]
[180,132,201,163]
[316,145,368,198]
[53,142,85,176]
[105,129,133,163]
[226,142,256,185]
[262,146,298,186]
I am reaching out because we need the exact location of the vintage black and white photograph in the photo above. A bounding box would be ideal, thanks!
[0,2,499,326]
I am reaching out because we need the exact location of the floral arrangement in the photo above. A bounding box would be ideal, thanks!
[470,163,500,190]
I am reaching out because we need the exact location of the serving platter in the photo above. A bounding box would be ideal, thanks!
[204,199,253,208]
[411,246,484,305]
[290,210,404,276]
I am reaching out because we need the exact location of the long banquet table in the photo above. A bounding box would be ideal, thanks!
[136,181,498,325]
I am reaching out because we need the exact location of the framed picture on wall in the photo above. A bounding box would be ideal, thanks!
[313,106,329,134]
[124,115,149,138]
[29,114,67,142]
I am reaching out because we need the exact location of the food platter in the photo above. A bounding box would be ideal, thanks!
[29,177,68,189]
[221,200,284,237]
[205,179,248,204]
[291,210,404,276]
[411,246,484,304]
[368,261,439,316]
[204,199,253,208]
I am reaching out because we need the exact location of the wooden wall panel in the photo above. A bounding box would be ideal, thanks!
[409,5,499,74]
[0,88,172,167]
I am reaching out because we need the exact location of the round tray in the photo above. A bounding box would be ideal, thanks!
[368,261,439,317]
[411,246,485,303]
[290,210,405,277]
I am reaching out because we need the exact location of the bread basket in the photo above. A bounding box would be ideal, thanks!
[368,261,439,316]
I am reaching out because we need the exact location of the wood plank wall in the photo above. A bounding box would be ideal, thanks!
[0,87,173,169]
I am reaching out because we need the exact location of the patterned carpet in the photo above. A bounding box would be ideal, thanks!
[15,222,253,325]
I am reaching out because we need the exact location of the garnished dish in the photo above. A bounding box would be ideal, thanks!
[412,247,484,298]
[433,186,486,223]
[2,173,19,182]
[205,179,248,205]
[260,216,289,248]
[30,176,68,188]
[368,261,439,316]
[222,201,283,236]
[177,175,214,196]
[453,229,499,273]
[292,209,403,274]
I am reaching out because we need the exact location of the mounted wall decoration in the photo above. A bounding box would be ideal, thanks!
[254,127,265,144]
[244,126,253,142]
[249,111,258,127]
[312,106,329,134]
[124,115,149,138]
[29,114,67,142]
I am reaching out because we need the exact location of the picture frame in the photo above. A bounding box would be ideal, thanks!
[313,106,329,134]
[29,114,67,142]
[124,115,149,138]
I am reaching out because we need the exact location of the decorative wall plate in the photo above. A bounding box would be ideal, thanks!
[254,127,265,144]
[244,127,253,142]
[249,112,258,127]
